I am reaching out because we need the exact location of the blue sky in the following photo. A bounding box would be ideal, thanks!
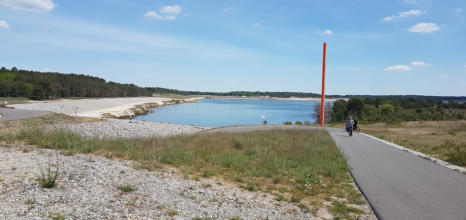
[0,0,465,96]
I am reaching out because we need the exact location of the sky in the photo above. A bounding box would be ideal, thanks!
[0,0,465,96]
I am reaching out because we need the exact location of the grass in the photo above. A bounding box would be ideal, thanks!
[37,154,59,188]
[119,184,135,193]
[358,120,466,167]
[330,201,364,220]
[167,209,178,216]
[1,115,367,218]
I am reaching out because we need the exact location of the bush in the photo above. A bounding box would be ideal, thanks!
[295,121,303,125]
[233,139,243,149]
[283,121,292,125]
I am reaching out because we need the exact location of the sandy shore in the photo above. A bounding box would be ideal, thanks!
[10,97,204,119]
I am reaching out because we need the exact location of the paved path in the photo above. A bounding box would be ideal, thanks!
[0,108,50,122]
[208,125,466,220]
[327,128,466,220]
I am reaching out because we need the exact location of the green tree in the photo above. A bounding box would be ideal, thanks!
[347,98,364,118]
[25,83,35,98]
[331,100,348,122]
[362,104,379,122]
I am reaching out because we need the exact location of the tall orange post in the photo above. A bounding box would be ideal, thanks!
[320,43,327,126]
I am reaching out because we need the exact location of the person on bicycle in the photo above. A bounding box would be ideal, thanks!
[346,116,354,137]
[353,119,358,132]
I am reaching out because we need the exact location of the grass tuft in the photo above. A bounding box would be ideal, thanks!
[119,184,135,193]
[167,209,178,216]
[37,154,59,188]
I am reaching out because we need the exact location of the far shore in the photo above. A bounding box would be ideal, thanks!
[206,95,346,102]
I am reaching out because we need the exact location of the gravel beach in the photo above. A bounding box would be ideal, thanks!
[57,119,208,139]
[0,145,315,219]
[9,97,179,118]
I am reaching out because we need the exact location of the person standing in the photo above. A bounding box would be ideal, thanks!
[346,116,354,137]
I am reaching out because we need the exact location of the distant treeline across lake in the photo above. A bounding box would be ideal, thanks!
[1,66,464,105]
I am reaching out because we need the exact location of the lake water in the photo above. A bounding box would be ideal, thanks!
[134,99,323,127]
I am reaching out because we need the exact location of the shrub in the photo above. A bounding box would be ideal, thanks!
[283,121,292,125]
[233,140,243,150]
[295,121,303,125]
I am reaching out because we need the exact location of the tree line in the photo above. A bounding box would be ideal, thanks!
[0,67,152,100]
[146,87,323,98]
[331,98,466,123]
[1,66,465,111]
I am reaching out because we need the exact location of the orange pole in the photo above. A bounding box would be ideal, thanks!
[320,43,327,126]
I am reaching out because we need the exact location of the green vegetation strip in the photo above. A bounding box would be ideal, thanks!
[4,125,365,218]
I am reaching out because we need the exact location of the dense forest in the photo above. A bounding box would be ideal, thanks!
[0,67,152,99]
[331,98,466,123]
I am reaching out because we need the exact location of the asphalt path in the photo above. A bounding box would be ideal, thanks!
[208,125,466,220]
[0,108,50,122]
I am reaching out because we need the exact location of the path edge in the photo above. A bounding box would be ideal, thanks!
[360,133,466,174]
[349,172,381,220]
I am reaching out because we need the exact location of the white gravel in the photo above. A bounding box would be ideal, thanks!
[57,119,208,139]
[9,97,173,118]
[0,146,315,219]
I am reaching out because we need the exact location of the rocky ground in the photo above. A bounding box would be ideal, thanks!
[0,145,315,219]
[55,119,208,139]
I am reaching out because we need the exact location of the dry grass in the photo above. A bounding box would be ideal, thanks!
[0,113,101,139]
[358,120,466,167]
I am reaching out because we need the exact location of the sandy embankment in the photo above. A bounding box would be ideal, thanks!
[10,97,204,119]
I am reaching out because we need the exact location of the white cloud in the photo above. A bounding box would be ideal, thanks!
[323,30,333,35]
[144,5,182,21]
[252,22,261,28]
[411,61,431,66]
[408,22,439,33]
[384,65,411,72]
[457,8,462,12]
[0,20,9,29]
[0,0,55,13]
[160,5,181,14]
[383,9,424,22]
[144,10,176,20]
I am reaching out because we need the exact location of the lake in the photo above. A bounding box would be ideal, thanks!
[134,98,325,127]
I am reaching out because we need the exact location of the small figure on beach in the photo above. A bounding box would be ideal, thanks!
[346,116,354,137]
